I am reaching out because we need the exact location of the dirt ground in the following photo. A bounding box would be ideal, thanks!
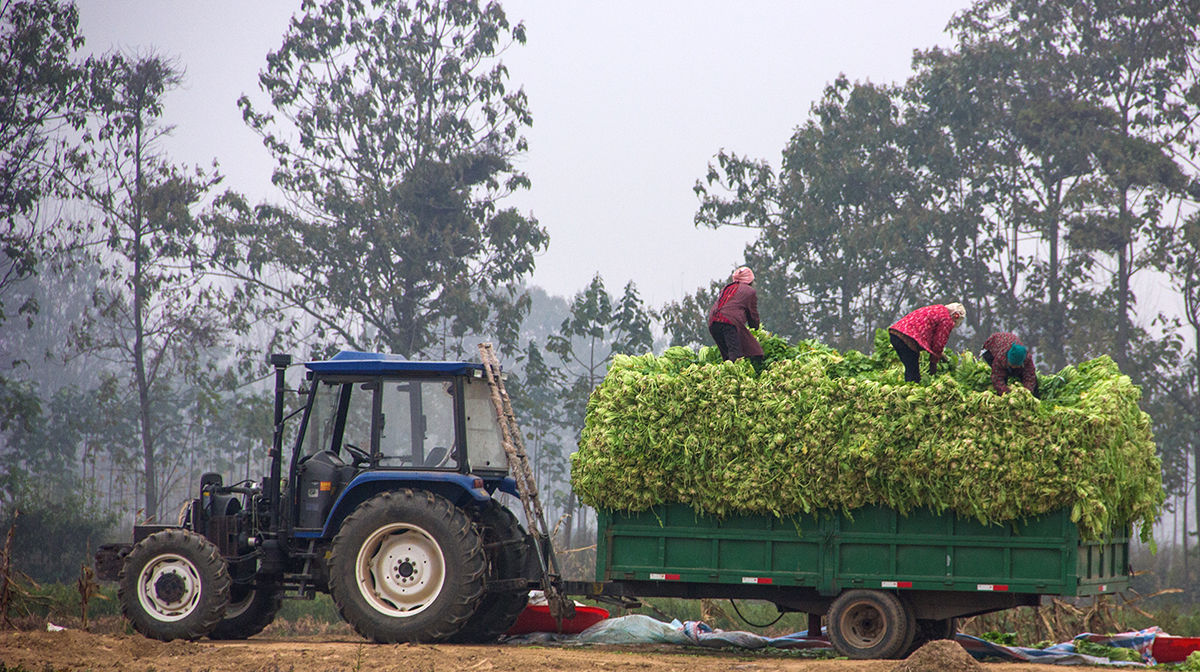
[0,628,1115,672]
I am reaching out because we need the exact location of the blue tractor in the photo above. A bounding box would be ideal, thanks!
[96,349,564,643]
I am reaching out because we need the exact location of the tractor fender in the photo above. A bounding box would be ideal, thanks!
[299,471,492,539]
[494,476,519,498]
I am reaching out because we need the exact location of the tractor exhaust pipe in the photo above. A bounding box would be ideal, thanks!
[267,353,293,531]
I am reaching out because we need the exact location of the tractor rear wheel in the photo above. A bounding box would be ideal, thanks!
[207,583,283,640]
[118,529,230,641]
[827,589,914,659]
[448,503,530,643]
[328,489,486,643]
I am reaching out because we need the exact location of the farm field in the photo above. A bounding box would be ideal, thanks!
[0,628,1114,672]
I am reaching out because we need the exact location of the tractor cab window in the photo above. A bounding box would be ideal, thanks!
[304,380,341,457]
[463,376,507,472]
[304,379,374,458]
[378,378,459,469]
[341,381,373,455]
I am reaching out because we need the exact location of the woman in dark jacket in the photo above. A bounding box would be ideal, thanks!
[707,267,763,363]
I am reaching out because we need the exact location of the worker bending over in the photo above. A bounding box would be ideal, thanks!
[979,331,1038,395]
[888,302,966,383]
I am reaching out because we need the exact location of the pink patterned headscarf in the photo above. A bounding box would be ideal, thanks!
[732,267,755,284]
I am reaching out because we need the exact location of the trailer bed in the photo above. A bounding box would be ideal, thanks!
[589,504,1127,611]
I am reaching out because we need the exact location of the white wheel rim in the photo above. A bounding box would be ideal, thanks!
[136,553,203,622]
[356,522,446,617]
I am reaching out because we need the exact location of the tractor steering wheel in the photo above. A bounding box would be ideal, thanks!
[342,443,371,466]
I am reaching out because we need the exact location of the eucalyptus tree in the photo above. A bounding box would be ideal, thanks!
[696,77,931,351]
[545,273,652,547]
[62,54,229,521]
[943,0,1198,369]
[904,39,1032,338]
[505,340,572,524]
[219,0,547,359]
[655,281,721,349]
[1157,210,1200,585]
[0,0,86,324]
[547,274,652,430]
[1066,0,1199,366]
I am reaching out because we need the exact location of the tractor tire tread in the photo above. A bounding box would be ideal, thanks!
[117,529,231,642]
[328,489,486,643]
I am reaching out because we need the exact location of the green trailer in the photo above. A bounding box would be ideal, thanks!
[570,503,1129,659]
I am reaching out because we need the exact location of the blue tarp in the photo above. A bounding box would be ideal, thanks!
[507,615,1165,666]
[955,627,1162,666]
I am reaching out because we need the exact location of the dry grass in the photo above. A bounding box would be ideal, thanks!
[262,614,356,638]
[959,591,1184,644]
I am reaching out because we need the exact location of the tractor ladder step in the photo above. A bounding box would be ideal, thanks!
[477,342,575,621]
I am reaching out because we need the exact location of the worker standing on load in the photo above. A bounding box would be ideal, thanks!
[707,266,763,364]
[888,302,966,383]
[979,331,1038,396]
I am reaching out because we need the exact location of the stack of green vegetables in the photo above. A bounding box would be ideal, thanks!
[571,329,1163,541]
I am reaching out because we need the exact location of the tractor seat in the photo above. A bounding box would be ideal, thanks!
[424,446,449,468]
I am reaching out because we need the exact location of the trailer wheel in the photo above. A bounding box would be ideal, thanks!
[827,590,914,659]
[207,583,283,640]
[118,529,230,641]
[909,617,957,651]
[448,503,531,643]
[329,489,486,643]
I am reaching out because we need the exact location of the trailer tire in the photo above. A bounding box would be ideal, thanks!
[908,617,957,651]
[828,590,914,659]
[118,529,230,641]
[329,489,486,643]
[448,503,531,643]
[207,583,282,640]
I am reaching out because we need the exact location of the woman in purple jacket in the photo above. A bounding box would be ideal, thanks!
[707,267,763,363]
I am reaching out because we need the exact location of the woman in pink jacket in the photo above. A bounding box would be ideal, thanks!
[888,302,966,383]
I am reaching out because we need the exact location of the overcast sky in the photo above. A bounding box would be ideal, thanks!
[76,1,971,308]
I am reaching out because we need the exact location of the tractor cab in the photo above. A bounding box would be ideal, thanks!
[290,351,514,533]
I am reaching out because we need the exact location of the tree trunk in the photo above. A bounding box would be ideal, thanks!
[1185,324,1195,592]
[133,112,157,522]
[1114,193,1131,372]
[1046,178,1064,370]
[1169,493,1178,579]
[1193,445,1199,597]
[563,493,576,551]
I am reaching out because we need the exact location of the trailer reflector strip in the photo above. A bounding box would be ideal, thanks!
[741,577,773,584]
[881,581,912,588]
[649,573,680,581]
[976,584,1009,591]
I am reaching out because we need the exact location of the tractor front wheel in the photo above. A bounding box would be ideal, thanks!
[328,489,486,643]
[118,529,230,641]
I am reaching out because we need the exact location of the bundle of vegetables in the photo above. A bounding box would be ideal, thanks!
[571,329,1163,541]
